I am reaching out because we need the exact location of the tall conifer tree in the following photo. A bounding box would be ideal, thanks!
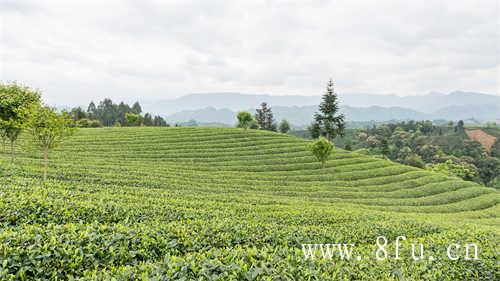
[313,79,345,141]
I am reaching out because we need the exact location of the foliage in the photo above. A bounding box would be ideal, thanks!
[475,157,500,186]
[76,118,103,128]
[0,127,497,279]
[402,154,425,168]
[307,121,321,139]
[331,120,500,186]
[236,111,254,130]
[309,137,333,168]
[71,99,168,127]
[426,160,478,181]
[278,119,290,134]
[20,104,76,180]
[313,79,345,141]
[0,82,41,162]
[125,113,141,126]
[255,102,277,131]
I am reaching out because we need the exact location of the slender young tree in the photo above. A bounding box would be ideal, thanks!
[0,82,41,162]
[21,105,76,181]
[310,137,334,168]
[313,79,345,141]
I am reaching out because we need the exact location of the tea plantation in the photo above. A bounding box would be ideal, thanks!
[0,127,498,280]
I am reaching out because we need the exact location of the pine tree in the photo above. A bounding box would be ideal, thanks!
[313,79,345,141]
[255,102,276,131]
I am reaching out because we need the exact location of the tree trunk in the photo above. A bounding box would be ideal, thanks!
[43,148,48,181]
[10,141,15,163]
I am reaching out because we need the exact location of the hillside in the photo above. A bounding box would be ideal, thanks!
[0,127,498,279]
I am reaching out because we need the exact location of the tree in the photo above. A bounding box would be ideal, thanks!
[142,113,153,126]
[131,102,142,114]
[255,102,276,131]
[490,139,500,157]
[417,144,442,163]
[310,137,333,168]
[125,113,141,126]
[153,115,168,126]
[455,120,465,133]
[313,79,345,141]
[69,107,88,122]
[308,122,321,139]
[402,154,425,168]
[76,118,102,128]
[0,82,41,162]
[21,105,75,180]
[279,119,291,134]
[344,140,352,151]
[379,138,390,158]
[476,157,500,186]
[87,101,97,119]
[236,111,254,130]
[426,160,477,181]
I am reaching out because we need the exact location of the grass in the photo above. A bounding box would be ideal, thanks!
[0,127,498,280]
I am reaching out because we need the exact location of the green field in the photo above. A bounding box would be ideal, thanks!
[0,127,498,280]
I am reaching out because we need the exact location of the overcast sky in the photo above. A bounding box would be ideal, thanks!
[1,0,499,106]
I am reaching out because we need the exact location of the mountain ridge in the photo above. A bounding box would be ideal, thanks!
[142,91,499,115]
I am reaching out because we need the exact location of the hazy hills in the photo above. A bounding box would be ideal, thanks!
[139,91,499,126]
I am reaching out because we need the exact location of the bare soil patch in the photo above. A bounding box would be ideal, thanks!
[465,129,497,152]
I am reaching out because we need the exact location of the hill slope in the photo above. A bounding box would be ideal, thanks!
[0,127,498,279]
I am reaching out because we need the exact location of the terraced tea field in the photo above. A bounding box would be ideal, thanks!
[0,127,498,280]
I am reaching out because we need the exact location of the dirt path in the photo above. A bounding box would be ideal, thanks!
[465,129,497,152]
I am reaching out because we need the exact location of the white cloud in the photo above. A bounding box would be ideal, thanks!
[1,0,498,106]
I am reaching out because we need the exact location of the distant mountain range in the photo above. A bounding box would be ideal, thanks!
[140,91,499,126]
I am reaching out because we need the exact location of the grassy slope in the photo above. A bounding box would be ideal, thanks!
[0,127,498,280]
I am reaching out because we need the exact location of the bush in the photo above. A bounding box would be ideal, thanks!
[76,118,102,128]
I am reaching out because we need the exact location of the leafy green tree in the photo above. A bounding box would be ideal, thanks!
[310,137,333,168]
[125,113,141,126]
[426,160,477,181]
[236,111,254,130]
[417,144,442,163]
[143,113,153,126]
[255,102,276,131]
[308,122,321,139]
[279,119,291,134]
[87,101,97,119]
[460,140,486,159]
[313,79,345,141]
[0,82,41,162]
[68,107,88,122]
[490,139,500,157]
[402,154,425,168]
[379,138,390,158]
[117,102,132,125]
[131,102,142,114]
[153,115,168,126]
[476,157,500,186]
[21,105,75,180]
